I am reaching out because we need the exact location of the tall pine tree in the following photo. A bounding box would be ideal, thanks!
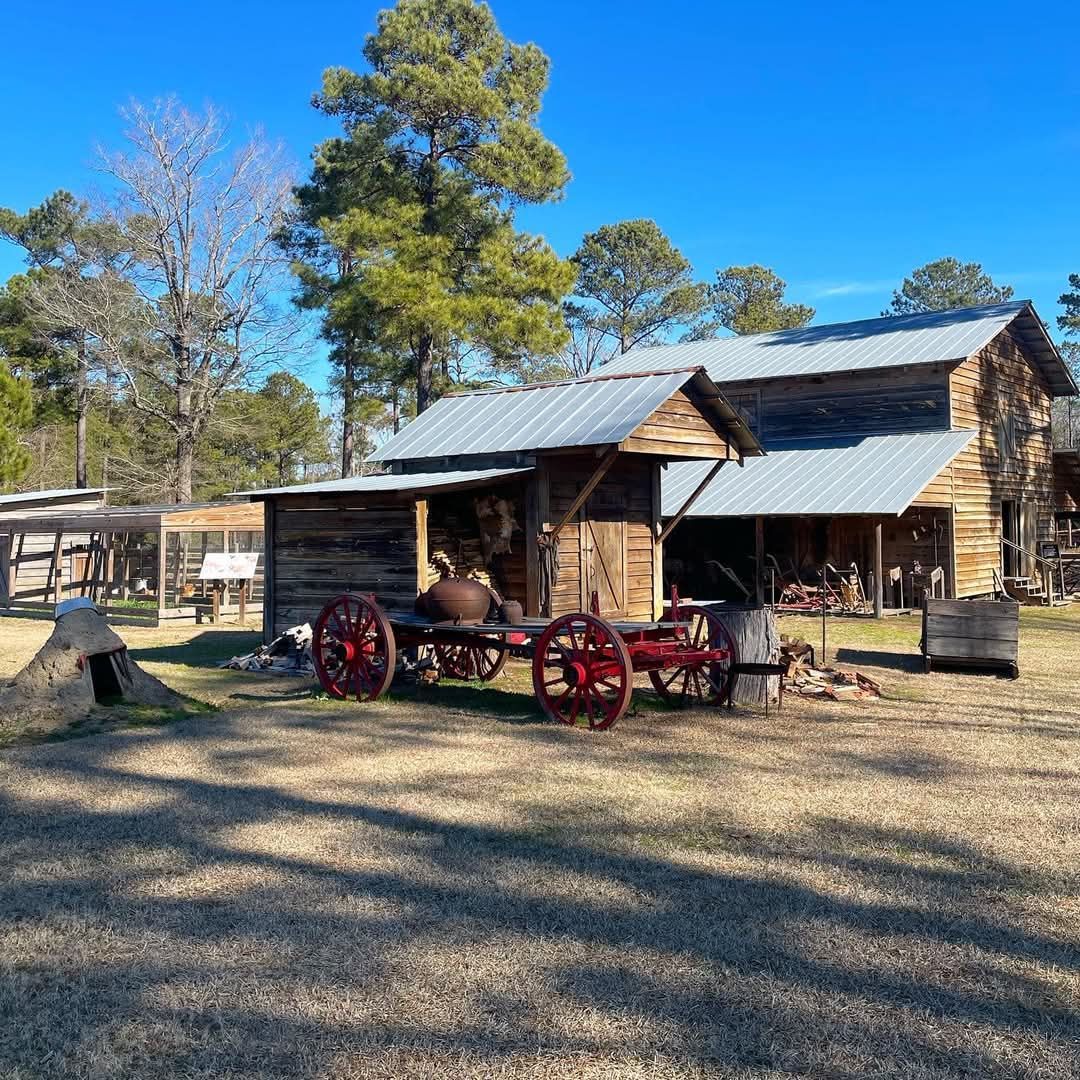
[309,0,573,416]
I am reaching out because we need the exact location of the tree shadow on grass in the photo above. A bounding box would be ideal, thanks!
[0,713,1077,1078]
[128,630,264,667]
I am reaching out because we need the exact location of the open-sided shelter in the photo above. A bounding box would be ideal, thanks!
[247,367,761,639]
[601,301,1077,611]
[0,500,264,625]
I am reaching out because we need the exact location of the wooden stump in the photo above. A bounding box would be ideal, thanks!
[709,604,780,705]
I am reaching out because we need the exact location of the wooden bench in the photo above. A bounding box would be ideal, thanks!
[921,597,1019,678]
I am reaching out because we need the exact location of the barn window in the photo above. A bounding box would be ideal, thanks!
[996,410,1018,473]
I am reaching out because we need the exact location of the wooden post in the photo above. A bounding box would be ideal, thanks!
[157,528,169,616]
[212,585,221,624]
[754,515,765,608]
[103,531,115,605]
[238,581,247,625]
[48,531,63,605]
[414,499,429,594]
[120,533,130,600]
[262,501,275,643]
[221,531,231,606]
[873,519,884,618]
[8,533,24,605]
[651,462,664,620]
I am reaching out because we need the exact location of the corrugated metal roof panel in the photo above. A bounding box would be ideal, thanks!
[241,467,534,499]
[374,370,694,461]
[603,301,1076,395]
[662,430,976,517]
[370,368,763,462]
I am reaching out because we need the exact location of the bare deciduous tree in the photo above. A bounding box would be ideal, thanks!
[33,99,299,502]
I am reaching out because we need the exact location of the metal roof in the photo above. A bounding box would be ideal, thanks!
[242,467,534,500]
[603,302,1077,396]
[662,429,976,518]
[0,487,106,508]
[371,368,761,463]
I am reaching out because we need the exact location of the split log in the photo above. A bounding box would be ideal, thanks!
[709,604,780,705]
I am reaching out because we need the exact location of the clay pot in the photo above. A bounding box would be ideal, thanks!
[498,600,523,625]
[419,577,492,624]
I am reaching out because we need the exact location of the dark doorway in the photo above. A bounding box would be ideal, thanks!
[88,652,124,704]
[1002,500,1020,577]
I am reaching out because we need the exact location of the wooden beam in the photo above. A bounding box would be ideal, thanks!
[47,531,63,605]
[754,515,765,608]
[656,459,727,546]
[651,462,664,620]
[414,498,429,594]
[157,528,169,614]
[873,519,884,619]
[262,501,275,643]
[546,447,618,545]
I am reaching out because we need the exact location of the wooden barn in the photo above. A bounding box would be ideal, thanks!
[247,368,761,639]
[599,301,1077,611]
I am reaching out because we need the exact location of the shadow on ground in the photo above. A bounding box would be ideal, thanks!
[0,697,1076,1079]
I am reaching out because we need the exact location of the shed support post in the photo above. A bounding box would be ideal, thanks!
[49,531,63,605]
[873,519,884,619]
[754,516,765,608]
[651,462,664,620]
[262,501,275,643]
[414,499,429,595]
[157,528,169,619]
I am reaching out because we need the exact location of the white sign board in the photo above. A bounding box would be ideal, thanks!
[198,552,260,580]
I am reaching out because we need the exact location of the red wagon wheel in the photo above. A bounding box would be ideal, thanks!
[312,593,396,701]
[532,613,632,730]
[649,605,737,707]
[434,639,508,682]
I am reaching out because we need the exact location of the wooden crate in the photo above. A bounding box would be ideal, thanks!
[921,597,1019,677]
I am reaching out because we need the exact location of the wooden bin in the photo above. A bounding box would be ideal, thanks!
[921,597,1019,678]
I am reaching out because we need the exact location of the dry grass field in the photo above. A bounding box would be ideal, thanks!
[0,607,1078,1078]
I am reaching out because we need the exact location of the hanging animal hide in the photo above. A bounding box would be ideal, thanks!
[474,495,519,565]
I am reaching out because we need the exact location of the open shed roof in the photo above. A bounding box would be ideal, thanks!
[242,467,534,500]
[0,501,262,533]
[371,368,761,463]
[661,430,976,518]
[602,302,1076,396]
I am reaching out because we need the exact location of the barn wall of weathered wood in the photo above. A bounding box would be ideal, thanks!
[268,494,418,635]
[944,328,1056,597]
[720,366,953,442]
[621,388,733,459]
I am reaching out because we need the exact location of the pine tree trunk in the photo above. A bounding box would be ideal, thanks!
[417,333,435,414]
[75,335,89,488]
[341,348,355,478]
[710,605,781,705]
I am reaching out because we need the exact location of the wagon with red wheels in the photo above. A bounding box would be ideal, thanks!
[244,363,762,730]
[310,587,737,730]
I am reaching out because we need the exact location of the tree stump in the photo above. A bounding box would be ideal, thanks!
[709,604,780,705]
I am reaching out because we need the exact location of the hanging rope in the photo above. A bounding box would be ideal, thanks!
[536,532,560,614]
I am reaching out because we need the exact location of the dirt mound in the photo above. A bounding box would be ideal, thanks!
[0,603,182,736]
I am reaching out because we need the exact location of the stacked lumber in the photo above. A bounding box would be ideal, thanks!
[780,635,881,701]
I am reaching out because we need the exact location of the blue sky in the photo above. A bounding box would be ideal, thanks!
[2,0,1079,395]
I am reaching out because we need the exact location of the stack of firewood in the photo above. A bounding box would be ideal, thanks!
[780,635,882,701]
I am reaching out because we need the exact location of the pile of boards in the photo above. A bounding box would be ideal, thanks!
[780,635,882,702]
[221,623,314,676]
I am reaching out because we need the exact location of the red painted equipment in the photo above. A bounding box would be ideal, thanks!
[311,586,737,732]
